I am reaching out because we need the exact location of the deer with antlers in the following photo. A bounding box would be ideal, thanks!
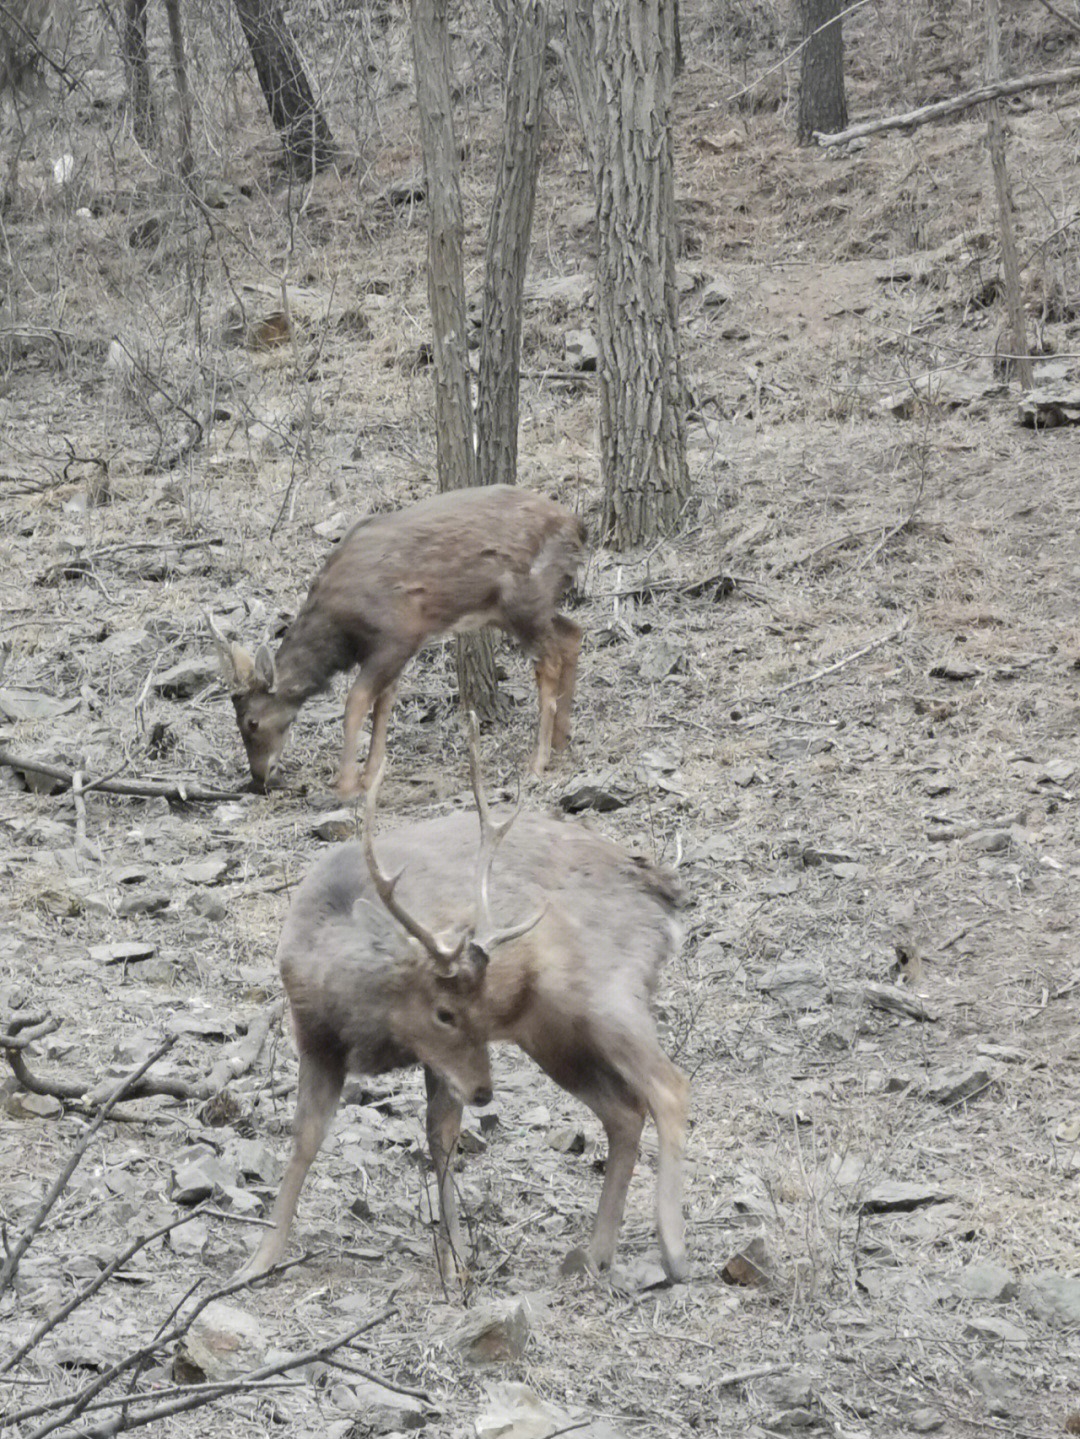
[207,485,586,796]
[238,723,689,1284]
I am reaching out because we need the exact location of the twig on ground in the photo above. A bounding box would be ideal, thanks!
[773,616,911,698]
[15,1299,397,1438]
[205,1000,284,1093]
[715,1363,787,1388]
[2,1210,210,1374]
[1034,0,1080,37]
[0,1015,60,1049]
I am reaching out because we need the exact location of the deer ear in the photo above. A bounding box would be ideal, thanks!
[229,642,258,689]
[464,939,490,982]
[253,644,277,691]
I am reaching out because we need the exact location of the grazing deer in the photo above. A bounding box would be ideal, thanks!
[207,485,586,796]
[238,728,689,1285]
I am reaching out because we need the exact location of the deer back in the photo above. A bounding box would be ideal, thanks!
[296,485,585,653]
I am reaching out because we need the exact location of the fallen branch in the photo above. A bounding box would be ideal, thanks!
[0,751,246,803]
[205,1000,284,1094]
[816,64,1080,146]
[3,1006,282,1109]
[864,981,937,1023]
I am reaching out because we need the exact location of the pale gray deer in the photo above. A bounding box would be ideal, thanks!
[207,485,586,796]
[238,730,689,1284]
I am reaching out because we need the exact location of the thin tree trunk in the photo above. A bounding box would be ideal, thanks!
[477,0,547,492]
[122,0,156,145]
[163,0,195,186]
[797,0,847,145]
[592,0,688,546]
[231,0,336,175]
[410,0,500,719]
[985,0,1032,387]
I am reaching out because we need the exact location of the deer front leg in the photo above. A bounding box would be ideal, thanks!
[424,1067,467,1280]
[238,1050,344,1280]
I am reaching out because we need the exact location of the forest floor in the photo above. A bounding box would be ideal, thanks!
[2,3,1080,1437]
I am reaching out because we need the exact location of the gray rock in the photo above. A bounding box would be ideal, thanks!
[969,1359,1015,1415]
[189,890,227,922]
[907,1407,945,1432]
[758,962,827,1011]
[1020,1271,1080,1326]
[564,329,598,370]
[964,1316,1029,1344]
[922,1065,996,1107]
[957,1260,1017,1302]
[447,1299,529,1365]
[153,658,218,699]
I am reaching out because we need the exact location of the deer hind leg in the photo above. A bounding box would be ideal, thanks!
[360,682,398,791]
[339,676,377,797]
[581,1021,690,1283]
[424,1066,467,1279]
[550,614,581,753]
[642,1054,689,1281]
[238,1048,345,1280]
[561,1076,647,1277]
[530,638,563,775]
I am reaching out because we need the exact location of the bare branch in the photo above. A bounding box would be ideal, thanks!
[0,1038,177,1295]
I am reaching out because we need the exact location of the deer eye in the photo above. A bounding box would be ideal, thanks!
[435,1007,458,1029]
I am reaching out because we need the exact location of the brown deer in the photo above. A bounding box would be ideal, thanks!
[238,727,689,1285]
[207,485,586,796]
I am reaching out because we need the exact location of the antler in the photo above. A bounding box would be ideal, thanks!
[362,759,464,971]
[466,713,545,954]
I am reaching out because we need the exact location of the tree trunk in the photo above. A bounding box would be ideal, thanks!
[122,0,156,145]
[410,0,500,720]
[985,0,1032,387]
[578,0,688,548]
[231,0,336,175]
[163,0,195,187]
[477,0,547,493]
[797,0,847,145]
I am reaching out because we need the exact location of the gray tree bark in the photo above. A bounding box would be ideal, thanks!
[122,0,156,145]
[163,0,195,186]
[410,0,500,720]
[564,0,688,548]
[797,0,847,145]
[985,0,1032,387]
[232,0,335,174]
[477,0,547,493]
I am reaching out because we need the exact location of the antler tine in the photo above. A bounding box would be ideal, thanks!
[362,759,462,968]
[465,712,546,951]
